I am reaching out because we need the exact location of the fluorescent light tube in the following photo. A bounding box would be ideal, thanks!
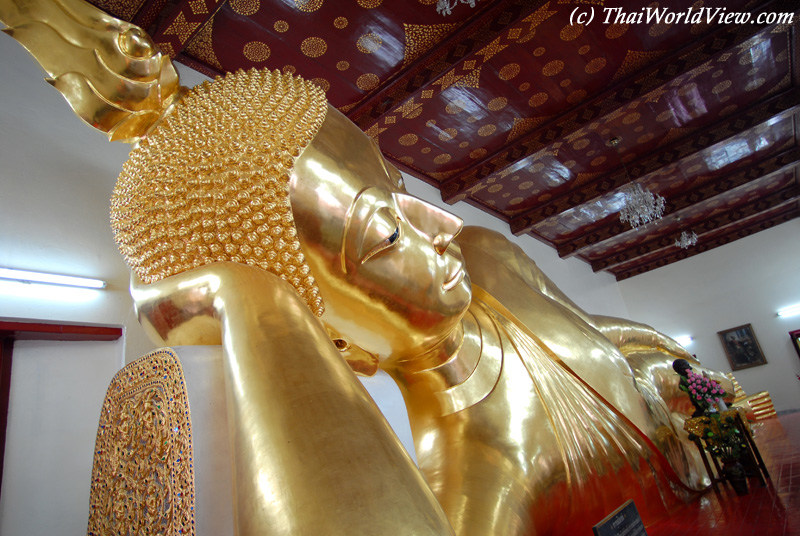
[674,335,693,347]
[0,267,106,289]
[777,304,800,318]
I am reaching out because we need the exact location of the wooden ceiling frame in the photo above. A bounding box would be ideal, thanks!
[557,146,800,259]
[614,202,799,280]
[438,0,793,202]
[591,182,800,273]
[510,90,800,235]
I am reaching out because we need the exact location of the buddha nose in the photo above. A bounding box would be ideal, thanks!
[396,193,464,255]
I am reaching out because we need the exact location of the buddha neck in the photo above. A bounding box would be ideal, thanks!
[384,305,483,386]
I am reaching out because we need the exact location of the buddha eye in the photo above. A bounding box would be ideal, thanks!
[387,226,400,244]
[361,217,401,264]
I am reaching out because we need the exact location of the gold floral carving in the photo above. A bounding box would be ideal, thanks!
[357,73,380,90]
[294,0,323,12]
[185,16,222,70]
[541,60,564,77]
[243,41,271,62]
[528,92,548,107]
[585,57,606,74]
[87,348,194,536]
[499,63,521,80]
[356,32,383,54]
[301,37,327,57]
[399,133,418,146]
[487,97,507,111]
[230,0,260,16]
[560,23,583,41]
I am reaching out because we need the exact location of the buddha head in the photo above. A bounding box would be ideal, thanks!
[112,69,471,365]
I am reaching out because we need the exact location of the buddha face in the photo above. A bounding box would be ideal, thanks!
[290,107,472,362]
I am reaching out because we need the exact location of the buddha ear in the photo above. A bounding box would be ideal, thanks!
[325,325,379,377]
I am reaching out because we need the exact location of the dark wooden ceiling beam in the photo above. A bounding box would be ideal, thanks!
[509,90,800,235]
[440,0,796,202]
[591,184,800,272]
[348,0,544,128]
[612,203,800,281]
[555,147,800,258]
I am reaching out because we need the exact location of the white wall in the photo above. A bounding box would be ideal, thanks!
[0,339,123,536]
[618,219,800,412]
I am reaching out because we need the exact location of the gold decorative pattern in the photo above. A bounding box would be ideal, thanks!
[230,0,260,16]
[294,0,323,12]
[528,92,548,107]
[334,16,348,29]
[439,128,457,141]
[498,63,521,80]
[542,60,564,77]
[712,80,731,94]
[87,348,194,536]
[110,70,328,316]
[399,133,418,146]
[184,17,223,70]
[487,97,507,111]
[585,57,606,74]
[301,36,327,57]
[433,153,452,164]
[477,124,496,137]
[470,148,487,159]
[243,41,270,61]
[357,0,382,7]
[560,23,583,41]
[274,20,289,32]
[163,12,200,45]
[88,0,145,20]
[402,23,457,68]
[612,50,668,82]
[357,73,380,90]
[605,22,628,39]
[507,117,548,142]
[356,32,383,54]
[336,60,349,70]
[311,77,330,92]
[189,0,208,15]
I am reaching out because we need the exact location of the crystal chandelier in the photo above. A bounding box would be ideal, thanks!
[619,183,666,228]
[674,230,698,249]
[437,0,479,16]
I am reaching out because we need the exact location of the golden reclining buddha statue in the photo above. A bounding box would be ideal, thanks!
[2,1,735,534]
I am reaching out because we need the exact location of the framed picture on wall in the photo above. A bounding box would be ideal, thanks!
[790,329,800,360]
[718,324,767,371]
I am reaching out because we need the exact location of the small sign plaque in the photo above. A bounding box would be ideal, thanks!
[592,499,648,536]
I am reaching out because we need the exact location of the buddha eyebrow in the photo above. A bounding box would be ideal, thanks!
[341,186,375,274]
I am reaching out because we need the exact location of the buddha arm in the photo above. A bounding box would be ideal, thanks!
[132,262,453,536]
[591,315,693,360]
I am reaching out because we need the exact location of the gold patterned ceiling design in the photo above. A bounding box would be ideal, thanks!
[89,0,799,279]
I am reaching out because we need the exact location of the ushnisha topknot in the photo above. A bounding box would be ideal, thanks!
[111,69,329,316]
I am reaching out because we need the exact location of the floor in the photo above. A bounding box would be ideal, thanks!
[647,412,800,536]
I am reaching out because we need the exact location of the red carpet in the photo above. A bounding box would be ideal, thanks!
[647,412,800,536]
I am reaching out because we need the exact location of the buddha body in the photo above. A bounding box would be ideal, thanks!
[117,73,722,535]
[0,4,727,530]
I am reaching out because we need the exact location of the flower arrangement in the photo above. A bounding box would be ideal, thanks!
[679,369,728,414]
